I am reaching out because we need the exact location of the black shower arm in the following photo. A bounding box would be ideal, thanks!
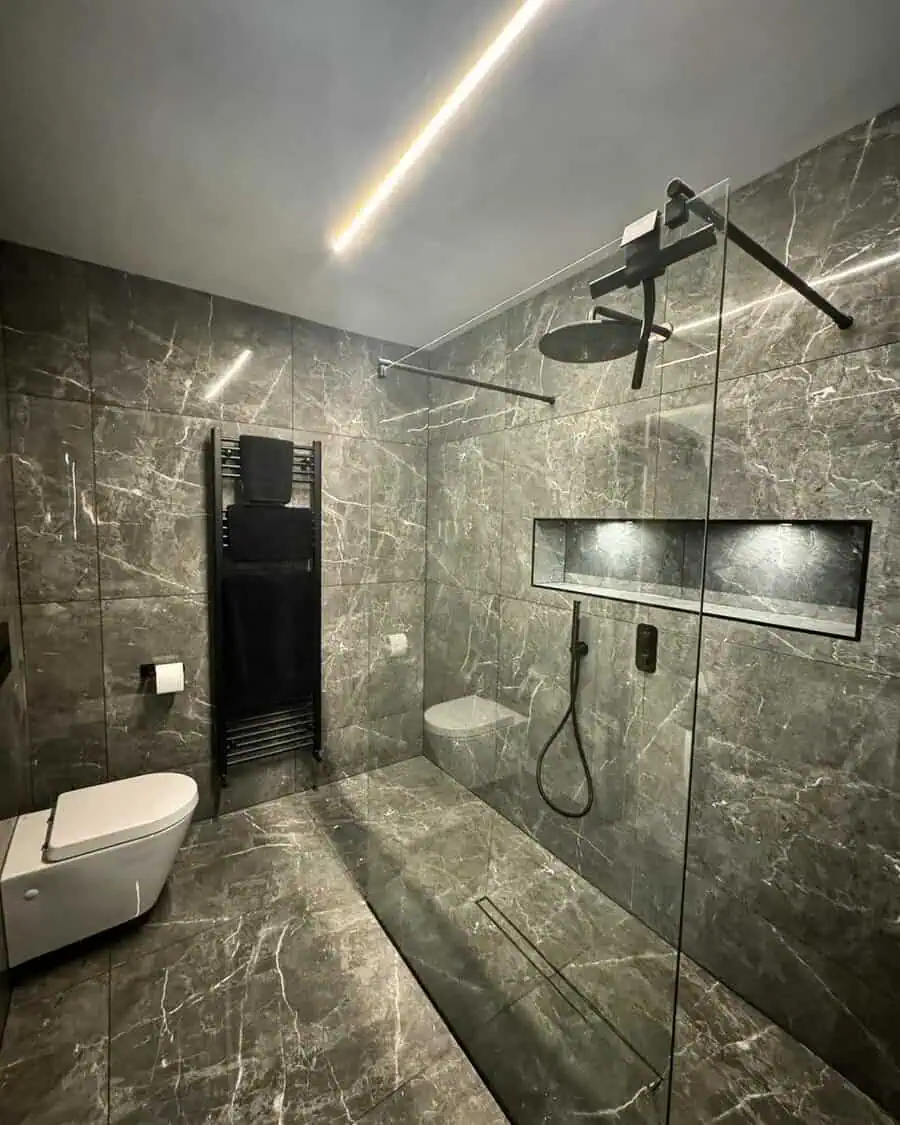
[591,304,672,341]
[666,178,853,330]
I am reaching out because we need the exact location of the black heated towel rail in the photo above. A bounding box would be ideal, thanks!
[208,429,323,783]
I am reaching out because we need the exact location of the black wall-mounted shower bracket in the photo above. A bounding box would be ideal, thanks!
[586,213,718,391]
[588,222,717,299]
[666,178,854,330]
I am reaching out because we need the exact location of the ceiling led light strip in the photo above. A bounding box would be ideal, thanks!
[331,0,551,254]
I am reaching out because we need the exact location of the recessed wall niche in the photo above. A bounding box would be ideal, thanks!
[532,518,871,639]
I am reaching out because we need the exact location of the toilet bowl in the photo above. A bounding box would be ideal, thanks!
[424,695,528,790]
[1,772,198,967]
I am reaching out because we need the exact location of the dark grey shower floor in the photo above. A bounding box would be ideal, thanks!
[0,756,893,1125]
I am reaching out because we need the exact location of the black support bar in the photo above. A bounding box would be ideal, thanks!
[666,178,854,330]
[377,358,556,406]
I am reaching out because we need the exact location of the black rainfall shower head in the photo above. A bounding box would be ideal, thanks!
[538,302,672,366]
[538,318,643,365]
[538,286,673,390]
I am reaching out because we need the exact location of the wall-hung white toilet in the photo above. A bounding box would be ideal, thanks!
[424,695,528,790]
[0,772,198,967]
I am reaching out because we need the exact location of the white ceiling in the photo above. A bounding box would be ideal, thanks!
[1,0,899,346]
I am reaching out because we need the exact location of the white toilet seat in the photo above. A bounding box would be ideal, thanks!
[1,771,199,967]
[46,772,199,861]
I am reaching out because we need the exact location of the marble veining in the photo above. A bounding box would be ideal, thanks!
[2,757,891,1125]
[89,268,293,426]
[427,431,505,592]
[93,406,208,599]
[718,106,900,381]
[0,307,30,1054]
[10,394,99,603]
[22,600,107,805]
[1,104,898,1121]
[0,767,501,1125]
[426,314,513,444]
[0,243,90,401]
[670,958,895,1125]
[102,595,211,781]
[293,319,429,444]
[1,243,429,818]
[421,105,900,1120]
[424,582,501,707]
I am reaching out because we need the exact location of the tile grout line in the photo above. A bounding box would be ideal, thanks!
[7,386,428,448]
[1,329,36,810]
[82,293,114,1125]
[418,581,900,678]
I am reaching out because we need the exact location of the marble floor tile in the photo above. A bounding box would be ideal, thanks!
[291,773,372,879]
[370,886,544,1041]
[670,958,896,1125]
[561,914,677,1075]
[486,844,631,970]
[367,798,498,911]
[358,1041,508,1125]
[0,974,108,1125]
[366,754,480,834]
[5,756,893,1125]
[8,937,111,1007]
[116,792,368,962]
[467,976,664,1125]
[108,902,454,1125]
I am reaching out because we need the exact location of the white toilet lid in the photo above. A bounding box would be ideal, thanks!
[424,695,525,737]
[46,773,199,862]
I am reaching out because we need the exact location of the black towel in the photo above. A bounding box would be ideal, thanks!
[227,504,314,563]
[222,567,318,717]
[239,435,294,504]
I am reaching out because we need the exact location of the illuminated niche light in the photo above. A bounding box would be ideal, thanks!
[331,0,551,255]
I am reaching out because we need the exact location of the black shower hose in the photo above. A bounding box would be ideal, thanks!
[535,606,594,819]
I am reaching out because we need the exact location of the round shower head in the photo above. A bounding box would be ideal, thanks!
[538,319,643,365]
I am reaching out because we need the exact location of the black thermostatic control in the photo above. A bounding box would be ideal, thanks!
[635,623,658,674]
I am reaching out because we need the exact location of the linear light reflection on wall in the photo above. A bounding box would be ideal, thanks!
[331,0,551,255]
[202,348,253,401]
[675,247,900,337]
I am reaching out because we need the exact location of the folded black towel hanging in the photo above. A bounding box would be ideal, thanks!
[239,435,294,504]
[222,567,319,718]
[227,504,314,563]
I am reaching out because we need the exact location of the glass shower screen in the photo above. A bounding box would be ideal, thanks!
[364,180,730,1125]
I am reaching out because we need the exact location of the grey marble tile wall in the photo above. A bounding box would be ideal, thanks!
[422,106,900,1117]
[421,286,714,1123]
[678,116,900,1114]
[0,241,429,820]
[0,306,30,1043]
[422,264,717,947]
